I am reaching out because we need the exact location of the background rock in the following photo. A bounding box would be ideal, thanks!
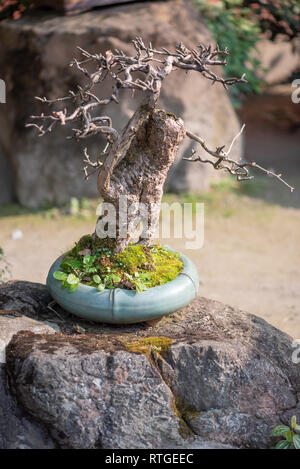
[0,0,242,208]
[0,152,14,204]
[255,34,300,86]
[0,280,53,317]
[1,280,299,449]
[35,0,137,15]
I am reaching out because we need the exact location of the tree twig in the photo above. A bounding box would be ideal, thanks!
[185,127,294,192]
[25,37,251,196]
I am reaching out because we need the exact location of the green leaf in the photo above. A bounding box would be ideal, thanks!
[293,434,300,449]
[53,271,67,281]
[291,416,297,429]
[83,254,94,266]
[139,272,152,283]
[65,259,81,269]
[111,274,121,283]
[135,281,147,294]
[67,273,79,285]
[135,283,143,293]
[93,275,101,284]
[275,440,291,449]
[97,284,105,292]
[83,267,96,274]
[285,430,294,444]
[124,273,133,280]
[272,425,290,437]
[67,283,79,293]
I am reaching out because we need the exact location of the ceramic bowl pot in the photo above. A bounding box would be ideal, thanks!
[46,249,199,324]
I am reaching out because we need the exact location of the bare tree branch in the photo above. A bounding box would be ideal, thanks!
[26,37,246,138]
[185,127,294,192]
[25,37,294,250]
[26,37,248,191]
[82,147,103,180]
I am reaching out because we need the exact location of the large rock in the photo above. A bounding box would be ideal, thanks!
[0,363,55,449]
[7,333,190,449]
[0,285,59,448]
[0,0,241,208]
[1,280,299,449]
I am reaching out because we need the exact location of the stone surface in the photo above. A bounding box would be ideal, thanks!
[0,364,55,449]
[7,334,190,449]
[0,283,58,448]
[0,0,241,208]
[0,315,58,363]
[0,280,53,317]
[0,280,60,363]
[1,280,299,449]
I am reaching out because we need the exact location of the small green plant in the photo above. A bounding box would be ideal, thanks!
[271,415,300,449]
[53,235,183,293]
[0,247,11,284]
[195,0,300,105]
[243,0,300,41]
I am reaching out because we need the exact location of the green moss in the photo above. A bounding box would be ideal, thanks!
[6,330,130,363]
[162,111,179,120]
[172,397,196,440]
[175,396,200,422]
[116,244,151,273]
[55,235,183,293]
[125,336,173,355]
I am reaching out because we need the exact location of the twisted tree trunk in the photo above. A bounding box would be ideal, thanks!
[96,109,185,251]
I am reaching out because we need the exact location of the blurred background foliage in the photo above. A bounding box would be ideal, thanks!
[0,0,33,20]
[195,0,299,105]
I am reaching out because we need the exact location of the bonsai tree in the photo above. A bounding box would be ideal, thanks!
[27,37,293,252]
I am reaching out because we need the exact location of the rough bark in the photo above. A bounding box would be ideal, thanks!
[96,109,185,250]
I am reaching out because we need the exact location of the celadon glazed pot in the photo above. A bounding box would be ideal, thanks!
[46,249,199,324]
